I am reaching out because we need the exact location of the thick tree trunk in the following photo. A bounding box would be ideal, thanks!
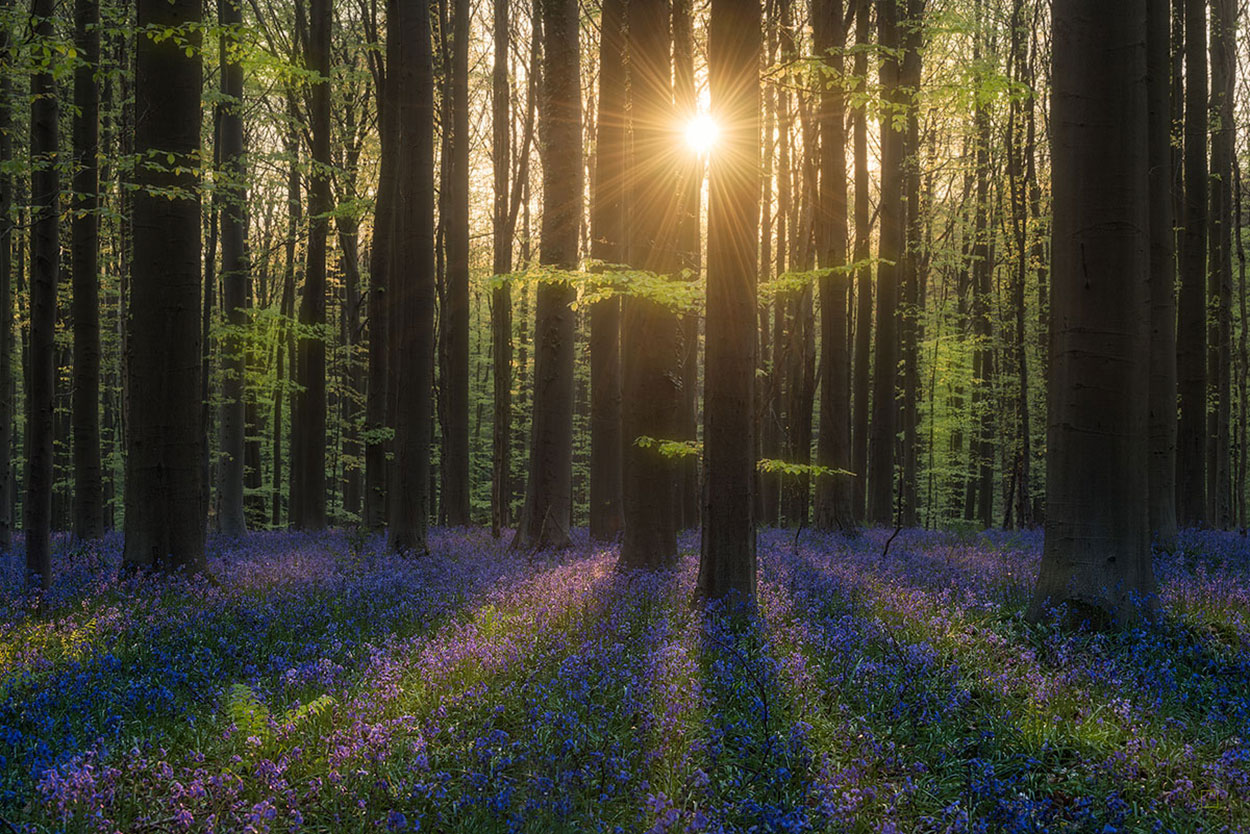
[867,0,902,526]
[673,0,700,530]
[1148,0,1179,549]
[899,0,923,528]
[512,0,580,551]
[620,0,680,569]
[1028,0,1155,627]
[699,0,759,601]
[387,0,437,555]
[1176,0,1207,527]
[125,0,206,573]
[0,0,12,552]
[851,0,871,524]
[1207,0,1234,529]
[491,0,512,537]
[27,0,60,586]
[72,0,103,540]
[440,0,471,526]
[217,0,249,538]
[588,0,625,542]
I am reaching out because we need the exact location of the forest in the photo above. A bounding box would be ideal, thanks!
[0,0,1248,829]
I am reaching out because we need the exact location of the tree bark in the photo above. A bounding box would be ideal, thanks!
[850,0,871,524]
[125,0,206,573]
[1207,0,1234,529]
[0,0,12,552]
[1028,0,1155,627]
[491,0,513,537]
[699,0,760,601]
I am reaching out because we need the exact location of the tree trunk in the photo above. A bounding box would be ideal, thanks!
[125,0,206,573]
[1176,0,1207,527]
[620,0,680,569]
[216,0,249,538]
[1028,0,1154,627]
[673,0,700,530]
[491,0,513,537]
[851,0,871,523]
[72,0,104,540]
[0,0,12,552]
[387,0,436,555]
[699,0,760,601]
[512,0,580,551]
[1148,0,1179,549]
[588,0,625,542]
[1207,0,1234,529]
[867,0,902,526]
[899,0,923,527]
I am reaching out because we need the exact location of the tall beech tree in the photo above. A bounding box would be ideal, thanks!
[513,0,580,551]
[0,0,11,553]
[620,0,680,569]
[387,0,436,555]
[124,0,206,572]
[1028,0,1155,626]
[491,0,513,537]
[27,0,59,586]
[1176,0,1206,527]
[700,0,760,601]
[588,0,625,542]
[1207,0,1234,529]
[72,0,103,540]
[217,0,249,538]
[850,0,871,523]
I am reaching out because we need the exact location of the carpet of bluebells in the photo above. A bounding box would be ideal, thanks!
[2,526,1250,833]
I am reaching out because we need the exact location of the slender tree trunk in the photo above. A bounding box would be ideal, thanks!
[867,0,902,526]
[366,58,396,531]
[491,0,513,537]
[125,0,206,572]
[813,0,854,532]
[1148,0,1179,549]
[440,0,471,525]
[1176,0,1207,527]
[1028,0,1154,627]
[0,0,12,552]
[512,0,580,551]
[851,0,871,523]
[620,0,681,569]
[673,0,700,530]
[699,0,760,601]
[217,0,249,537]
[1207,0,1234,529]
[387,0,436,555]
[27,0,60,587]
[588,0,625,542]
[758,7,779,527]
[899,0,923,527]
[71,0,103,540]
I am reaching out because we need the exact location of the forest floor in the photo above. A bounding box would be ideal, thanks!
[0,526,1248,833]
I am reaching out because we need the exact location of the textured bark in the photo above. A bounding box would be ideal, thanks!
[1175,0,1207,527]
[673,0,700,530]
[293,0,331,530]
[867,0,902,526]
[512,0,580,552]
[850,0,871,524]
[1028,0,1155,627]
[491,0,512,537]
[0,0,11,552]
[387,0,436,555]
[813,0,853,532]
[440,0,471,526]
[217,0,249,538]
[1147,0,1178,549]
[899,0,923,528]
[620,0,680,569]
[588,0,625,542]
[27,0,59,586]
[72,0,104,540]
[699,0,759,601]
[1206,0,1234,529]
[125,0,206,573]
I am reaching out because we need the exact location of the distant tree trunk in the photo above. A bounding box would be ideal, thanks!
[72,0,104,540]
[1207,0,1233,529]
[757,8,779,527]
[673,0,701,530]
[217,0,249,538]
[588,0,625,542]
[867,0,902,526]
[1235,153,1248,528]
[813,0,853,532]
[699,0,759,601]
[26,0,60,587]
[1148,0,1178,549]
[1176,0,1207,527]
[620,0,680,569]
[293,0,331,530]
[440,0,471,526]
[491,0,513,537]
[125,0,206,572]
[366,57,395,531]
[0,0,12,552]
[387,0,436,555]
[512,0,580,551]
[850,0,871,523]
[1028,0,1155,627]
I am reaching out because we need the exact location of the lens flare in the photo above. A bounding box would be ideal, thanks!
[684,114,720,154]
